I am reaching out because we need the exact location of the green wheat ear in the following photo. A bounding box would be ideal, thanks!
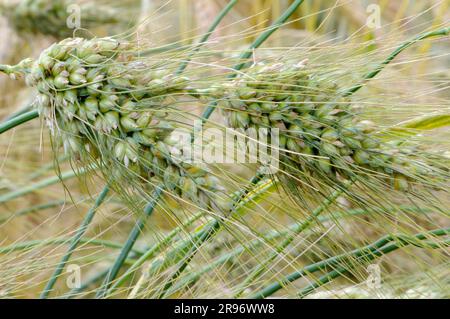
[7,36,231,213]
[199,59,448,192]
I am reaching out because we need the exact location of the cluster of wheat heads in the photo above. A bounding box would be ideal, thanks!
[0,0,140,38]
[0,0,449,299]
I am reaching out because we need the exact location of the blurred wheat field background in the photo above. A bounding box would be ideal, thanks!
[0,0,449,299]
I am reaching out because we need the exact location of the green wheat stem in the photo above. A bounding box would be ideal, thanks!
[297,236,450,299]
[4,104,33,121]
[40,185,110,299]
[103,174,266,298]
[0,235,144,255]
[96,185,163,298]
[0,61,29,76]
[0,109,38,135]
[164,246,245,297]
[28,155,70,181]
[250,227,450,299]
[64,246,168,299]
[156,178,273,298]
[107,175,270,297]
[343,26,450,96]
[0,195,124,224]
[298,266,349,298]
[0,199,65,223]
[251,236,393,299]
[64,268,110,298]
[163,206,435,296]
[175,0,239,75]
[233,180,353,297]
[104,210,205,295]
[139,43,182,56]
[156,220,222,298]
[231,0,304,70]
[201,0,305,121]
[157,173,266,298]
[66,248,154,298]
[0,167,90,204]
